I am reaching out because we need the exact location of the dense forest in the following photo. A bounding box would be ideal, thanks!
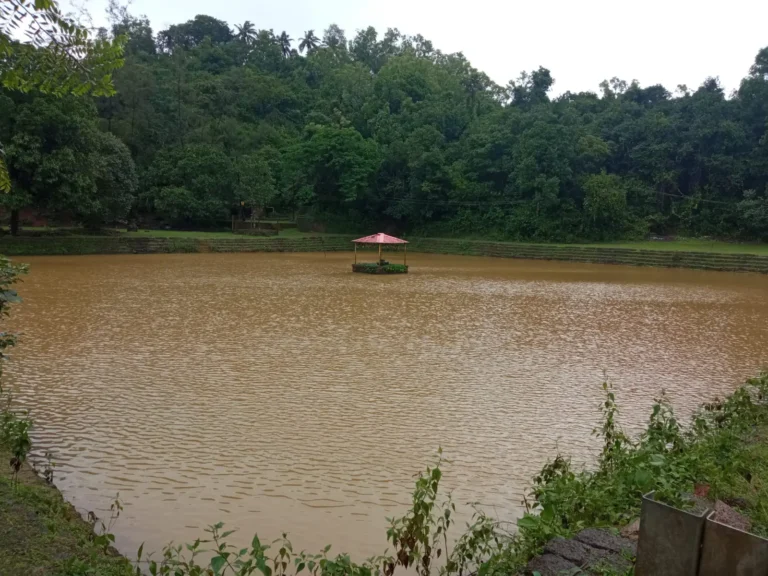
[2,5,768,241]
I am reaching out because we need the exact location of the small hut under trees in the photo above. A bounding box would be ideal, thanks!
[352,233,409,274]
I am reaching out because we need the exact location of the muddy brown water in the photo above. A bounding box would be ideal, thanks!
[6,252,768,559]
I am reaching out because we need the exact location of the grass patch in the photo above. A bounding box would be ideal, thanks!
[566,239,768,255]
[1,227,343,240]
[398,235,768,256]
[406,236,768,256]
[0,449,134,576]
[6,227,768,255]
[119,228,343,240]
[121,229,243,239]
[116,235,768,254]
[276,228,341,238]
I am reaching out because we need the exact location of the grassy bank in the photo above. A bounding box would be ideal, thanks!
[4,226,768,254]
[120,229,340,239]
[565,239,768,256]
[2,234,768,273]
[411,236,768,256]
[92,234,768,256]
[0,448,135,576]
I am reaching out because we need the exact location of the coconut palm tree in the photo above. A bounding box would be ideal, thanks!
[235,21,257,45]
[278,31,293,58]
[298,30,320,54]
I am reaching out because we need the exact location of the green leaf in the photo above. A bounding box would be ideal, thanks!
[1,290,22,303]
[649,454,666,467]
[257,557,272,576]
[211,555,227,575]
[635,468,653,488]
[517,514,539,529]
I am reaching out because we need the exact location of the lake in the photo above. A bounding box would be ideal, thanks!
[6,252,768,559]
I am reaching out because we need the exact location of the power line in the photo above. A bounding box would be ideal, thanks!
[654,190,735,206]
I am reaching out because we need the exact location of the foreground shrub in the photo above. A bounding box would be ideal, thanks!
[136,451,502,576]
[484,373,768,574]
[352,263,408,274]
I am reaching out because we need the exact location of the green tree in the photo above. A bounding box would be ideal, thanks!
[89,131,138,227]
[284,124,379,212]
[145,144,234,225]
[106,0,155,55]
[0,0,124,192]
[322,24,347,51]
[45,5,765,244]
[158,15,232,51]
[508,67,554,107]
[234,21,256,45]
[0,94,137,231]
[298,30,320,54]
[738,190,768,240]
[277,31,292,58]
[582,172,629,239]
[235,153,277,214]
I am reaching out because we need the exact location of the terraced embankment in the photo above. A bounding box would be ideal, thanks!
[1,236,768,273]
[406,238,768,273]
[0,236,355,255]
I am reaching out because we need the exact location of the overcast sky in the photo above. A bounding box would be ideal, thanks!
[73,0,767,96]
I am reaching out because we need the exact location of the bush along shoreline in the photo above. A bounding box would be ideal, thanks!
[3,257,768,574]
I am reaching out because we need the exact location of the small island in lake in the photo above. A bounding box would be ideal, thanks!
[352,233,409,274]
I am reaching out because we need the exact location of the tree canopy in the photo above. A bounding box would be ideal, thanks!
[3,7,768,240]
[0,0,125,194]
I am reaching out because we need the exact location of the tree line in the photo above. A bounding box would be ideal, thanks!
[2,5,768,241]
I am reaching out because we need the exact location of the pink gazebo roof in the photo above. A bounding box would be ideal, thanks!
[352,233,408,245]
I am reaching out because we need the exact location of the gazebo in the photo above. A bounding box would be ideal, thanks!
[352,233,409,274]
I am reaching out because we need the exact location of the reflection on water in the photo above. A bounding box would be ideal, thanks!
[6,252,768,558]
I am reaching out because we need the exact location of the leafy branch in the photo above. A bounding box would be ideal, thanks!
[0,0,125,192]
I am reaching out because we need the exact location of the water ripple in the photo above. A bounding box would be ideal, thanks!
[5,252,768,558]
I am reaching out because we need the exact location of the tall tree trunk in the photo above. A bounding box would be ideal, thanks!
[10,209,19,236]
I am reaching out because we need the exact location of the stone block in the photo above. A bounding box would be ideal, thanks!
[575,528,637,556]
[524,553,581,576]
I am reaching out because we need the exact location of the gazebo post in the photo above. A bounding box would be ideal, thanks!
[378,244,382,264]
[354,243,357,264]
[404,245,407,266]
